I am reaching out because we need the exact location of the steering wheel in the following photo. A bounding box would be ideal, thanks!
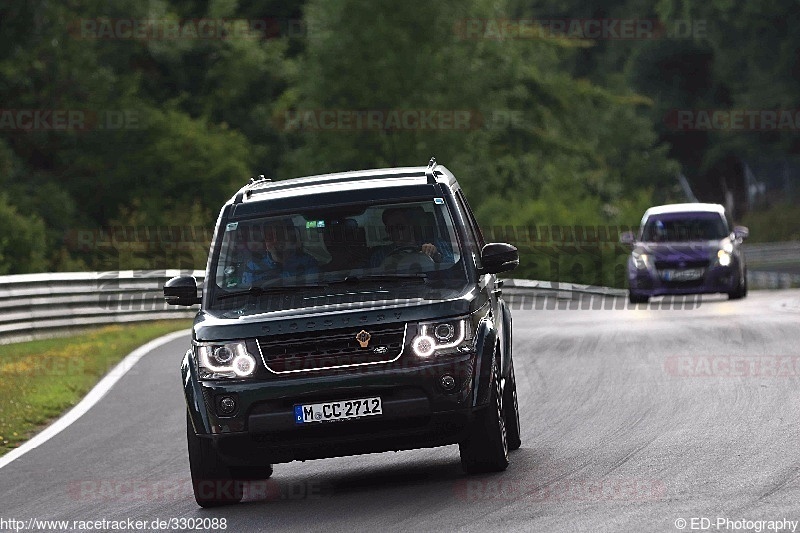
[382,246,436,271]
[387,245,421,256]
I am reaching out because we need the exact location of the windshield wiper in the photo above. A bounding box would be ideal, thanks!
[216,282,329,301]
[328,274,427,285]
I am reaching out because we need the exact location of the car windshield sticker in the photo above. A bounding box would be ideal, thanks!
[434,198,444,204]
[225,222,238,231]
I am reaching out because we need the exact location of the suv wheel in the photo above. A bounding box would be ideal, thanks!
[504,361,522,451]
[187,412,243,507]
[229,465,274,480]
[459,357,509,474]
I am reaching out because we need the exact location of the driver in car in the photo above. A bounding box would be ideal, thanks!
[369,207,454,268]
[241,220,319,284]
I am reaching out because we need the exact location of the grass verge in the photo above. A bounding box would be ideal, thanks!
[0,320,191,457]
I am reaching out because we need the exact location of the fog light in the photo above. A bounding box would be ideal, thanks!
[218,396,237,416]
[440,374,456,391]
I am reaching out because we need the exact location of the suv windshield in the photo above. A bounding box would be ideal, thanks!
[208,199,467,314]
[641,212,729,242]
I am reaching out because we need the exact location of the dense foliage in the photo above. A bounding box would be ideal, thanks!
[1,0,796,284]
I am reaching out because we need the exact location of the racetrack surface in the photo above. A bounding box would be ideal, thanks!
[2,290,799,532]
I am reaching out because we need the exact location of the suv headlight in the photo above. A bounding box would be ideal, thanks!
[411,317,474,358]
[716,249,732,267]
[194,341,257,379]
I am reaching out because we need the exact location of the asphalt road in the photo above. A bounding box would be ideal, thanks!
[2,290,800,532]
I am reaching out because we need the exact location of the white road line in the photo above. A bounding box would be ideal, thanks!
[0,330,189,470]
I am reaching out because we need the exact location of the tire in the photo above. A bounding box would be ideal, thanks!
[629,293,649,304]
[187,412,243,507]
[459,357,509,474]
[503,360,522,451]
[728,270,746,300]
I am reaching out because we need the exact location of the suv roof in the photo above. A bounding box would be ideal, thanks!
[231,159,458,205]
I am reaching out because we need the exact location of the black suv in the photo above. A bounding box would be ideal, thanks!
[164,158,521,507]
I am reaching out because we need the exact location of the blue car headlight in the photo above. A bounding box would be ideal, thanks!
[632,253,650,270]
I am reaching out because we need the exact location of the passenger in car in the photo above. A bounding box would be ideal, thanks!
[242,220,319,283]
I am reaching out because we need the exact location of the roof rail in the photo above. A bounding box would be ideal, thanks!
[249,175,270,185]
[245,175,273,199]
[426,157,437,184]
[232,175,272,204]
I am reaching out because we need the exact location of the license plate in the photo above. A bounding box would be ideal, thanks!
[661,268,704,281]
[294,397,382,424]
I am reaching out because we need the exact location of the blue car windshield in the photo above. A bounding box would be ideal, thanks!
[641,212,729,242]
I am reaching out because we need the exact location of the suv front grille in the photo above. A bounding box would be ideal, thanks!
[256,323,407,374]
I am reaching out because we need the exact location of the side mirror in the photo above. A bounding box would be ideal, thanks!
[733,226,749,240]
[481,243,519,274]
[619,231,635,245]
[164,276,201,306]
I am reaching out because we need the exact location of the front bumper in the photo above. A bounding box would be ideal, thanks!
[628,262,739,297]
[186,354,479,465]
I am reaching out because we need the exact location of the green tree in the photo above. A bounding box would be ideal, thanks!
[0,194,47,275]
[279,0,678,284]
[0,0,277,272]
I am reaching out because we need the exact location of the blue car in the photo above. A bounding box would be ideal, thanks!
[621,203,749,303]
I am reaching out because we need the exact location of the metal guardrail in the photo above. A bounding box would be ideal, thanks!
[748,271,800,289]
[0,271,631,344]
[0,270,204,344]
[743,242,800,288]
[0,248,797,344]
[744,242,800,266]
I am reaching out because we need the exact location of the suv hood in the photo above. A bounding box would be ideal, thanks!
[193,288,484,342]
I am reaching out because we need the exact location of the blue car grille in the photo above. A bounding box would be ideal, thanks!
[661,279,705,288]
[654,259,709,270]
